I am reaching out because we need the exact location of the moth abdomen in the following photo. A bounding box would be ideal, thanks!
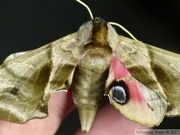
[72,45,111,133]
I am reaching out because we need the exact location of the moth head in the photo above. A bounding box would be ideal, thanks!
[76,0,137,48]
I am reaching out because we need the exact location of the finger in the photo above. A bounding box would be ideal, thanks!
[0,90,74,135]
[73,102,149,135]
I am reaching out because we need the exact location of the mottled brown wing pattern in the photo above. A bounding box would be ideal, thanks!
[0,33,81,123]
[114,35,180,116]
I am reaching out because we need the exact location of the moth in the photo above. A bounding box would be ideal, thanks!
[0,0,179,134]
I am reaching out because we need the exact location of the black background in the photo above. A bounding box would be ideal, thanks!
[0,0,179,135]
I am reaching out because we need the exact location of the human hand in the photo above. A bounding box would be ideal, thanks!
[0,91,149,135]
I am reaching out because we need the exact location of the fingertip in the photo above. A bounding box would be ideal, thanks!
[0,90,74,135]
[73,102,149,135]
[49,90,74,120]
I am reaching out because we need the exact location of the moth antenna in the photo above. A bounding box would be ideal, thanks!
[76,0,94,19]
[109,22,138,41]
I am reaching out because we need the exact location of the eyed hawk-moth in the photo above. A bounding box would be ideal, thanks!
[0,0,179,134]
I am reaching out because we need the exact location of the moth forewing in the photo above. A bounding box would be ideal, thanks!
[113,35,180,116]
[3,51,29,63]
[0,33,81,123]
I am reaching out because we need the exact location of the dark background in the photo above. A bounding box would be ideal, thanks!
[0,0,179,135]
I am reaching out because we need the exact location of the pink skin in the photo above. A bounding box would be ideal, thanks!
[73,103,149,135]
[0,92,148,135]
[0,91,74,135]
[0,57,149,135]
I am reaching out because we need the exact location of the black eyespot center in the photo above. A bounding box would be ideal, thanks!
[111,80,129,105]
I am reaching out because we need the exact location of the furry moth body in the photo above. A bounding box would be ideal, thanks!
[0,17,179,134]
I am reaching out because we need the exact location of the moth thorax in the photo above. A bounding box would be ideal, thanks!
[72,46,111,104]
[91,18,108,46]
